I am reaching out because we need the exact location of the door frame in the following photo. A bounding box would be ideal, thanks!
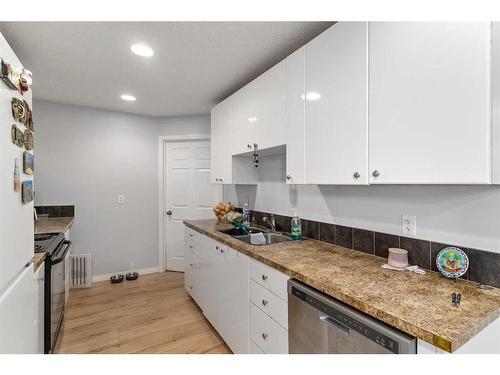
[158,134,214,272]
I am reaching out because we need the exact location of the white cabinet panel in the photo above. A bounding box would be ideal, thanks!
[249,259,289,301]
[211,100,233,184]
[249,280,288,330]
[203,239,223,333]
[369,22,491,184]
[221,247,249,354]
[253,61,286,151]
[249,338,264,354]
[232,84,256,156]
[304,22,369,185]
[285,46,306,184]
[249,302,288,354]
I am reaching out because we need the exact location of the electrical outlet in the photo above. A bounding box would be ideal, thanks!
[118,195,125,205]
[401,215,416,236]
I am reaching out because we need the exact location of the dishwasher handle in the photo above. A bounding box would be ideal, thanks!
[320,314,349,336]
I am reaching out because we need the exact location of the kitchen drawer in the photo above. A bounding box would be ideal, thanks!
[249,302,288,354]
[249,259,289,300]
[249,279,288,330]
[249,338,264,354]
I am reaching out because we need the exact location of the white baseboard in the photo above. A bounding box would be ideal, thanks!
[91,266,160,283]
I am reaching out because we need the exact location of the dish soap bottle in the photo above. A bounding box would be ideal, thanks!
[291,209,302,240]
[242,196,250,227]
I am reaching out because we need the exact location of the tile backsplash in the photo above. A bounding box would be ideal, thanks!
[35,205,74,218]
[245,209,500,288]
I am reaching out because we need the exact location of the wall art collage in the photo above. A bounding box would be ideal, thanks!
[2,57,34,204]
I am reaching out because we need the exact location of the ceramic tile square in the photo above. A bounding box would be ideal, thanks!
[374,232,400,259]
[305,220,320,240]
[319,223,334,244]
[400,237,431,270]
[353,229,374,255]
[334,225,353,249]
[431,242,469,280]
[469,249,500,288]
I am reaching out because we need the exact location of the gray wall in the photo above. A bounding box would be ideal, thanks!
[34,99,210,275]
[224,153,500,254]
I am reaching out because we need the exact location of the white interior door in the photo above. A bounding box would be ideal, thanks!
[164,140,220,271]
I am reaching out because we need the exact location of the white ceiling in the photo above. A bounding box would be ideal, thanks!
[0,22,333,117]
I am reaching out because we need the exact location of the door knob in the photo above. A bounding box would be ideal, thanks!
[372,170,380,178]
[353,172,360,179]
[166,210,172,215]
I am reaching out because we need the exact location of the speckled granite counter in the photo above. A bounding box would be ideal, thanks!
[35,217,74,235]
[184,219,500,353]
[33,252,46,271]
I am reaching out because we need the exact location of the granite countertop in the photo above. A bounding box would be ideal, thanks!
[33,252,46,271]
[35,217,74,235]
[184,219,500,353]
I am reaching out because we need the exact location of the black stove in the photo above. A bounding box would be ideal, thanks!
[34,232,72,354]
[34,233,64,256]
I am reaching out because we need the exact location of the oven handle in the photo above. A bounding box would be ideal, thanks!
[51,240,71,265]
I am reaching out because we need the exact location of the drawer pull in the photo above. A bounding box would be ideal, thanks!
[189,245,193,248]
[262,333,268,340]
[261,274,268,281]
[262,299,268,306]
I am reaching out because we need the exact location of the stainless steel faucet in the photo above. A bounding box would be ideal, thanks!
[263,214,277,232]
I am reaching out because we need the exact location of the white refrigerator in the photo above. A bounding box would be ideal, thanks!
[0,32,36,353]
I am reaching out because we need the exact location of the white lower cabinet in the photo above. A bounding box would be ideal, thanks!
[249,302,288,354]
[34,262,45,354]
[184,227,250,353]
[221,247,249,354]
[248,259,290,354]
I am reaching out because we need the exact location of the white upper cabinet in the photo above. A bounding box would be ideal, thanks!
[304,22,369,185]
[230,61,286,156]
[253,61,286,151]
[211,99,233,184]
[369,22,492,184]
[285,46,306,184]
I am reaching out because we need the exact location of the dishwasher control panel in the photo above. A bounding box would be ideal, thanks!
[291,286,400,354]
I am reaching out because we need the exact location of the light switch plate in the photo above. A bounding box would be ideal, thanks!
[118,195,125,205]
[401,215,416,236]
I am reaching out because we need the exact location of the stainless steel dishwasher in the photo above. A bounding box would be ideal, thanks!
[288,280,417,354]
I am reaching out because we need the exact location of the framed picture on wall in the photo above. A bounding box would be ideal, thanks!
[23,152,34,175]
[22,180,33,204]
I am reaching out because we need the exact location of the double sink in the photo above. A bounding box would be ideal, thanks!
[218,226,293,246]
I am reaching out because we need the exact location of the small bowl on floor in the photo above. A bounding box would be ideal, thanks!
[126,272,139,281]
[111,274,124,283]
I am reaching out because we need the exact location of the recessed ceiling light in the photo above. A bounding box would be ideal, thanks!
[130,44,154,57]
[121,94,136,102]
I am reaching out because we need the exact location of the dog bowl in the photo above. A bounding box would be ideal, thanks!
[110,274,124,283]
[126,272,138,281]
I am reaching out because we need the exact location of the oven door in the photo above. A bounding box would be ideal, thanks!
[50,240,71,352]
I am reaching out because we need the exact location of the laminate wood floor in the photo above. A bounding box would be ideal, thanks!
[55,271,231,354]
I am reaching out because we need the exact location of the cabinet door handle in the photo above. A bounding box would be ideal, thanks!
[353,172,360,179]
[286,175,292,181]
[189,234,193,237]
[261,274,268,281]
[262,333,268,340]
[262,299,268,306]
[372,170,380,178]
[220,248,225,253]
[247,144,252,149]
[219,178,223,183]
